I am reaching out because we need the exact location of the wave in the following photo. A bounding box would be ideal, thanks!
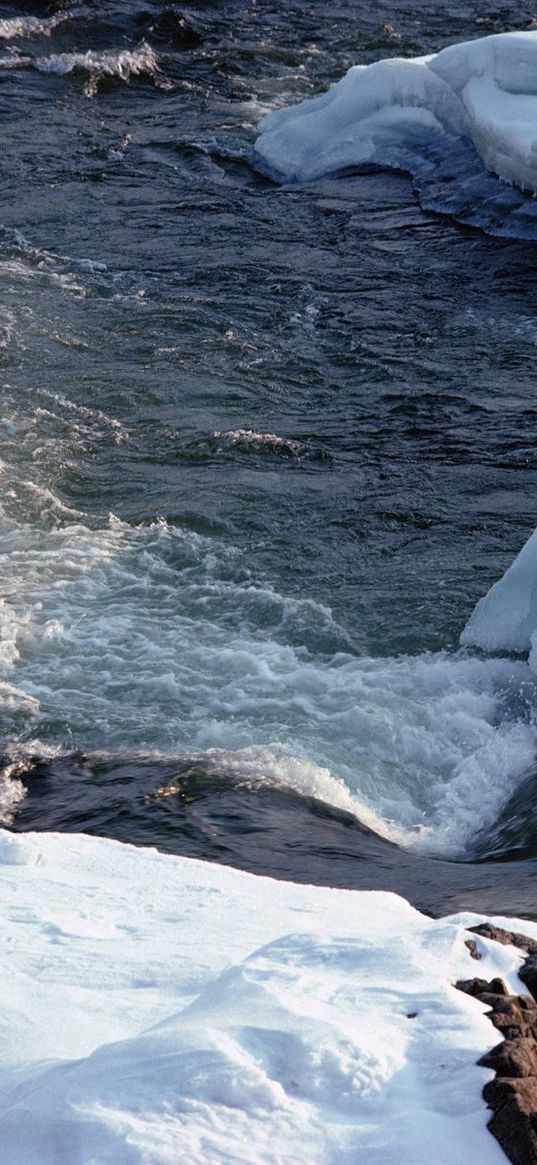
[0,230,533,861]
[0,496,534,859]
[0,43,160,94]
[210,428,316,459]
[255,30,537,238]
[0,222,531,866]
[35,43,158,80]
[0,272,532,863]
[0,14,70,41]
[0,226,108,293]
[0,752,33,825]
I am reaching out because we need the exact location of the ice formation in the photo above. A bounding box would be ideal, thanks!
[256,31,537,196]
[462,524,537,665]
[0,827,525,1164]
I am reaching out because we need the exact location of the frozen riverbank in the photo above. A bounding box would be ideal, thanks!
[0,827,533,1164]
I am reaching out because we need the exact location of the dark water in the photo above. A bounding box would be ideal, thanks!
[2,0,537,919]
[10,750,537,920]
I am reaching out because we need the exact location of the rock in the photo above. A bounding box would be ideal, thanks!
[480,1038,537,1078]
[469,923,537,960]
[457,977,492,997]
[489,996,537,1043]
[456,926,537,1165]
[520,964,537,1003]
[456,977,509,999]
[483,1078,537,1165]
[486,978,510,996]
[469,923,537,1005]
[478,990,514,1009]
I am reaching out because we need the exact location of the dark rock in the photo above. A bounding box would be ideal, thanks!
[488,978,510,997]
[457,927,537,1165]
[491,1022,533,1042]
[484,1079,537,1165]
[519,996,537,1012]
[478,990,514,1009]
[489,997,537,1042]
[480,1039,537,1078]
[465,938,482,960]
[469,923,537,1004]
[457,977,492,997]
[469,923,537,960]
[457,977,509,1000]
[519,964,537,1004]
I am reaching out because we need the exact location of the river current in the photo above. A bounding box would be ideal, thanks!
[3,0,537,918]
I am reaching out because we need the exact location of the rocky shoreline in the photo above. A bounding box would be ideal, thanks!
[458,924,537,1165]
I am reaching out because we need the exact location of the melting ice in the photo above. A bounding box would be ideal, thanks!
[255,31,537,235]
[462,524,537,666]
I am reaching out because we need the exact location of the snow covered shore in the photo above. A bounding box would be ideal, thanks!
[256,31,537,197]
[0,827,533,1163]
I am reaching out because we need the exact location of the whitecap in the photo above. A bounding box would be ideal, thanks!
[212,428,305,456]
[35,44,159,84]
[0,43,160,94]
[0,505,532,861]
[0,14,70,41]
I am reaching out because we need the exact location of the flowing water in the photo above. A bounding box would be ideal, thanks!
[3,0,537,918]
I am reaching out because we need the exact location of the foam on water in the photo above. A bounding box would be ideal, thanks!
[212,429,305,456]
[0,228,110,300]
[203,746,361,816]
[0,36,533,864]
[0,14,70,41]
[0,43,160,95]
[0,760,27,826]
[0,473,535,857]
[35,44,159,81]
[0,254,532,861]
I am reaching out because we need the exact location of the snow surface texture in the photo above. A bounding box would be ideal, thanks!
[0,827,531,1165]
[255,31,537,199]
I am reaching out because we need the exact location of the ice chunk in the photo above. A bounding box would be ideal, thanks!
[461,526,537,653]
[256,56,465,181]
[256,31,537,197]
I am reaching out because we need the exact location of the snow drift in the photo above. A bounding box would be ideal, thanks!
[0,827,529,1164]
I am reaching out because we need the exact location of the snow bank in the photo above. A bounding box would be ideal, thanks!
[0,828,529,1164]
[256,31,537,196]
